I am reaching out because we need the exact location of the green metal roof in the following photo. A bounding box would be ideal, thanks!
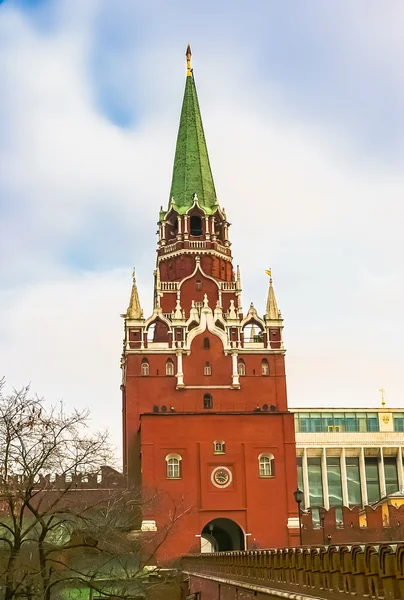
[168,70,218,216]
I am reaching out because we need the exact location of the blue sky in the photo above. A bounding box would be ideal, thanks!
[1,0,403,456]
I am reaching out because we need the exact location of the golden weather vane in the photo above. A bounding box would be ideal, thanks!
[265,268,272,277]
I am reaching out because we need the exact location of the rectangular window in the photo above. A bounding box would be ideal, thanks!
[310,414,322,432]
[367,413,379,432]
[299,413,310,433]
[322,413,334,432]
[333,414,345,431]
[394,414,404,432]
[357,414,367,432]
[384,457,399,496]
[365,458,380,503]
[346,457,362,506]
[294,415,300,432]
[345,414,358,432]
[326,457,343,507]
[307,457,323,508]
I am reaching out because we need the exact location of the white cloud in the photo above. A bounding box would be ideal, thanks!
[1,1,404,460]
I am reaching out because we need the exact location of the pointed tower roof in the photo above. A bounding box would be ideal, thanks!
[265,270,280,320]
[126,270,143,319]
[168,45,218,215]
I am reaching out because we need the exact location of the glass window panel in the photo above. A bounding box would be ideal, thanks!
[308,458,323,507]
[294,415,300,432]
[346,457,361,506]
[345,414,358,432]
[394,415,404,432]
[357,414,367,432]
[333,414,345,431]
[367,413,379,432]
[299,414,310,432]
[322,413,334,431]
[384,458,399,495]
[327,457,343,507]
[365,458,380,503]
[310,415,322,432]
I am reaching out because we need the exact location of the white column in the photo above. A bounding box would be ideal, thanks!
[176,352,184,387]
[378,447,386,498]
[205,216,210,239]
[183,215,189,238]
[177,216,182,235]
[302,448,310,509]
[340,448,349,507]
[321,447,329,509]
[211,217,215,235]
[359,448,368,506]
[161,222,166,245]
[231,353,239,387]
[224,223,228,241]
[397,448,404,492]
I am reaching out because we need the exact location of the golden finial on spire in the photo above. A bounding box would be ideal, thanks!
[186,44,192,77]
[265,268,272,283]
[379,388,386,408]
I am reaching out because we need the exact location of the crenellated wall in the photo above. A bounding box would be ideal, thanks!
[183,543,404,599]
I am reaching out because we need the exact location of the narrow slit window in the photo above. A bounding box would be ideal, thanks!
[204,362,212,376]
[262,359,269,376]
[166,359,174,376]
[203,394,213,409]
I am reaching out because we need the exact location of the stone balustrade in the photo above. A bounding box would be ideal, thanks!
[182,544,404,599]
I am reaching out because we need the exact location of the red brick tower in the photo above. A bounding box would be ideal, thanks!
[121,46,298,561]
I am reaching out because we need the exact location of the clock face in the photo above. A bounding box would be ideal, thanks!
[211,466,232,488]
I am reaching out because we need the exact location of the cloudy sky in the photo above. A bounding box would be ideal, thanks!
[1,0,403,458]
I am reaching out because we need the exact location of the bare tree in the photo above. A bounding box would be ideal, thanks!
[0,380,186,600]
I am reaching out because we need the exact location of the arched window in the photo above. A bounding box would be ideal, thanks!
[141,359,149,376]
[203,394,213,409]
[258,453,274,477]
[214,441,225,454]
[262,359,269,376]
[190,215,202,236]
[204,362,212,376]
[204,337,210,349]
[166,454,182,479]
[166,359,174,376]
[238,359,246,376]
[196,280,202,291]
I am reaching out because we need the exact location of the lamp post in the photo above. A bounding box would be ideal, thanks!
[293,488,304,546]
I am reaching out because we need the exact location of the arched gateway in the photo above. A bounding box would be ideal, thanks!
[201,518,245,552]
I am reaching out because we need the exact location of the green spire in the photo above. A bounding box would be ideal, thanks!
[168,45,218,215]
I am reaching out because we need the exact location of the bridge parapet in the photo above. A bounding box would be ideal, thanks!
[183,544,404,599]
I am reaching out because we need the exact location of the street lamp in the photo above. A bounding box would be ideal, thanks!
[293,488,304,546]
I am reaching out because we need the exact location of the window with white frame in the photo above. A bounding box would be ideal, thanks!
[204,361,212,376]
[258,453,274,477]
[261,359,269,376]
[238,359,246,376]
[166,359,174,376]
[166,454,182,479]
[214,441,225,454]
[141,359,150,376]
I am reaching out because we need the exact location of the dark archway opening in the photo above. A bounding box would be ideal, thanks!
[190,215,202,236]
[201,518,245,552]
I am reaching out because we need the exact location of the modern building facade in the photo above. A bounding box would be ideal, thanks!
[294,406,404,520]
[121,47,299,561]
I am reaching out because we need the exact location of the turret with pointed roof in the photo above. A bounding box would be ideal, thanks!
[126,270,143,320]
[265,272,281,321]
[167,45,218,216]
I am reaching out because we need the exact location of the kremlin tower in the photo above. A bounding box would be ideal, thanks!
[121,46,298,561]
